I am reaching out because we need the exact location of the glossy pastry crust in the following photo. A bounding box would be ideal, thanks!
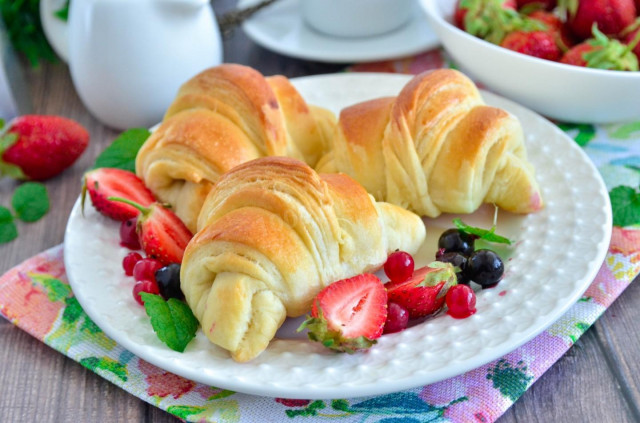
[316,69,543,217]
[136,64,336,231]
[181,157,426,362]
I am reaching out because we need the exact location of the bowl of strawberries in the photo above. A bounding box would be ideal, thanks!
[420,0,640,123]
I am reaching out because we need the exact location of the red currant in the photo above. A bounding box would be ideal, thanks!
[122,252,143,276]
[445,285,477,319]
[133,258,163,283]
[119,217,141,250]
[133,279,160,305]
[383,302,410,334]
[384,251,414,283]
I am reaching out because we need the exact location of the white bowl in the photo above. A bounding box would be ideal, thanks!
[420,0,640,124]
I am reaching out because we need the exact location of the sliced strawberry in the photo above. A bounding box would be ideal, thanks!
[109,198,192,265]
[385,262,458,319]
[82,168,155,221]
[299,274,387,353]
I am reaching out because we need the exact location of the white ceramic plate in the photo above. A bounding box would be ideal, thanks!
[65,73,611,399]
[239,0,440,63]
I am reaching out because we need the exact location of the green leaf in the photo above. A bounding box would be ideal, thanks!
[62,297,84,325]
[557,123,596,147]
[28,273,72,302]
[0,206,17,244]
[453,218,512,245]
[12,182,50,222]
[80,356,128,382]
[609,122,640,140]
[610,185,640,227]
[331,399,350,411]
[54,0,70,21]
[167,405,207,419]
[141,293,199,353]
[93,128,151,172]
[208,389,235,401]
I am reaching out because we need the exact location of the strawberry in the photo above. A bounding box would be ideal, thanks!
[516,0,557,10]
[82,168,155,221]
[0,115,89,180]
[110,198,192,265]
[455,0,538,45]
[559,0,637,41]
[385,262,458,319]
[299,274,387,353]
[621,18,640,58]
[528,10,576,50]
[560,25,640,70]
[500,30,562,60]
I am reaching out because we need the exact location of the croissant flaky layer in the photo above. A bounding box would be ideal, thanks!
[181,157,426,362]
[316,69,543,217]
[135,64,336,232]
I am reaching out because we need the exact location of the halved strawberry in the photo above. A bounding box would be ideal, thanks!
[110,198,193,265]
[298,274,387,353]
[385,262,458,319]
[82,168,155,221]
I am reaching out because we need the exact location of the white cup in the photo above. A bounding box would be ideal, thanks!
[68,0,223,130]
[300,0,415,38]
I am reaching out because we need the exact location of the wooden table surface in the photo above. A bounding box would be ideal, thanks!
[1,1,639,421]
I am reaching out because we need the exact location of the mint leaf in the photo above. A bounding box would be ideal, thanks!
[0,206,17,243]
[54,0,70,21]
[141,293,199,353]
[453,218,512,245]
[610,185,640,227]
[93,128,151,172]
[12,182,50,222]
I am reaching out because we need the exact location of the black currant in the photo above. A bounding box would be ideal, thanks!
[465,249,504,287]
[438,229,475,256]
[155,263,184,300]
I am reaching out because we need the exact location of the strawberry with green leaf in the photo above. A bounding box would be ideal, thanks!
[560,24,640,70]
[0,115,89,180]
[109,198,193,265]
[298,274,388,353]
[385,262,458,319]
[558,0,637,41]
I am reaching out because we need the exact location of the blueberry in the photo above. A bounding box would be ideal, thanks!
[465,249,504,287]
[436,249,470,285]
[155,263,184,300]
[438,229,475,256]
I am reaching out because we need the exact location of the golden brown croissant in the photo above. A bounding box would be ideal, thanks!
[316,69,543,217]
[181,157,426,362]
[135,64,336,231]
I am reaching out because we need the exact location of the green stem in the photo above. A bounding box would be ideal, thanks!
[107,196,150,214]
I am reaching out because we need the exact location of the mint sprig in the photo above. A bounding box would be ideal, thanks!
[140,293,199,353]
[453,218,512,245]
[609,185,640,227]
[0,206,17,244]
[93,128,151,172]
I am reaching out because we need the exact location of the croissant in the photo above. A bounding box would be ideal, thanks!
[135,64,336,231]
[316,69,543,217]
[181,157,426,362]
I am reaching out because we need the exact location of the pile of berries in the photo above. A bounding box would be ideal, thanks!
[454,0,640,71]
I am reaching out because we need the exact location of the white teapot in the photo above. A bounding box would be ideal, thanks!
[67,0,223,129]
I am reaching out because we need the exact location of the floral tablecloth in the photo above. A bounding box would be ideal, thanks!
[2,49,640,422]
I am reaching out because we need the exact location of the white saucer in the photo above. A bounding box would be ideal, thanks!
[239,0,440,63]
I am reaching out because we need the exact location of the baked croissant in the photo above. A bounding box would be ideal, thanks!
[181,157,426,362]
[135,64,336,231]
[316,69,543,217]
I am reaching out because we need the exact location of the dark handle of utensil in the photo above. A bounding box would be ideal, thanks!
[217,0,280,39]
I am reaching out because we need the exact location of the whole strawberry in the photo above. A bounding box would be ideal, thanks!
[385,262,458,319]
[110,198,193,265]
[455,0,543,44]
[0,115,89,180]
[560,0,637,41]
[516,0,557,10]
[500,30,562,60]
[560,25,640,70]
[528,10,576,50]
